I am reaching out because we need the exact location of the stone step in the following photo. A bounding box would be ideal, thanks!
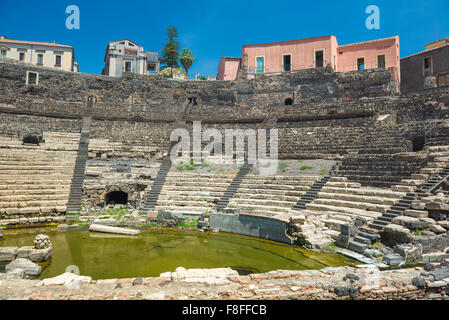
[230,198,297,208]
[317,192,396,205]
[0,180,73,185]
[0,194,69,202]
[234,193,300,202]
[153,205,211,213]
[234,188,306,197]
[0,205,67,215]
[156,200,216,207]
[312,198,389,213]
[320,186,405,199]
[228,202,292,213]
[305,203,382,219]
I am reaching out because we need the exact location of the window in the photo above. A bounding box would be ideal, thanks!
[1,50,6,57]
[315,50,324,68]
[19,52,25,61]
[26,71,39,85]
[37,54,43,65]
[55,55,61,66]
[125,61,131,72]
[147,63,155,72]
[283,54,291,72]
[357,57,365,70]
[256,57,264,74]
[377,55,386,69]
[424,57,432,76]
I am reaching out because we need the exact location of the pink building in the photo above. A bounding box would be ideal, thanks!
[217,57,241,81]
[217,35,400,82]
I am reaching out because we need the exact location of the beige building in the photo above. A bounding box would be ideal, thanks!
[0,35,78,72]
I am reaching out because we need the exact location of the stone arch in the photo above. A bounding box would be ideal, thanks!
[188,97,198,106]
[104,191,128,205]
[284,97,293,105]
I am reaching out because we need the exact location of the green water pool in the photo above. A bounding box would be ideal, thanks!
[0,227,357,280]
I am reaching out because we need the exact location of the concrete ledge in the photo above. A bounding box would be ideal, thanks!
[210,213,292,244]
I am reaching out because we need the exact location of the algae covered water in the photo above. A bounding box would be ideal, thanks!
[1,227,356,280]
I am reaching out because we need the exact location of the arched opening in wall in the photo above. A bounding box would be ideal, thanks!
[104,191,128,205]
[284,98,293,105]
[188,97,198,105]
[412,136,425,152]
[22,135,40,145]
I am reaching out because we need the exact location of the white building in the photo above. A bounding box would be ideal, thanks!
[0,35,78,72]
[102,39,160,77]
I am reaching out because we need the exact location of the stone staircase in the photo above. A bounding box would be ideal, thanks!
[292,175,332,210]
[215,162,253,211]
[418,164,449,194]
[337,155,428,188]
[302,177,406,231]
[141,155,172,214]
[66,117,91,213]
[152,172,236,214]
[0,132,79,217]
[368,192,416,231]
[228,175,320,216]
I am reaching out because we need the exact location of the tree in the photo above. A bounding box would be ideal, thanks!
[161,26,180,75]
[180,49,194,76]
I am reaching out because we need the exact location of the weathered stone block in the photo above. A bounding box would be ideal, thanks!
[341,224,358,237]
[403,209,428,218]
[0,247,17,262]
[5,258,41,276]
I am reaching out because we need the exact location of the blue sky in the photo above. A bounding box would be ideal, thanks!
[0,0,448,76]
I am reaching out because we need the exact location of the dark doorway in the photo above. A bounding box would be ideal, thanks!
[357,57,365,70]
[188,97,198,105]
[22,135,40,145]
[315,50,324,68]
[284,97,293,105]
[412,136,425,152]
[105,191,128,205]
[283,55,291,72]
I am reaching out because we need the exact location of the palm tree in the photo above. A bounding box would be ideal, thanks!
[180,49,194,77]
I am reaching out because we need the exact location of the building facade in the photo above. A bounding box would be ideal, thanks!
[217,57,241,80]
[401,38,449,93]
[217,35,400,83]
[0,35,78,72]
[102,39,161,77]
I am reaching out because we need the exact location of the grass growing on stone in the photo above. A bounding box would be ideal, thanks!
[297,160,304,163]
[95,208,129,221]
[177,160,210,172]
[278,163,288,172]
[300,166,314,171]
[320,169,328,174]
[175,218,199,229]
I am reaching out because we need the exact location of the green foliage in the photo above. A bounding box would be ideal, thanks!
[278,163,288,172]
[175,218,199,229]
[96,208,129,221]
[297,160,304,163]
[320,169,328,174]
[180,48,194,76]
[300,166,313,171]
[161,26,180,70]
